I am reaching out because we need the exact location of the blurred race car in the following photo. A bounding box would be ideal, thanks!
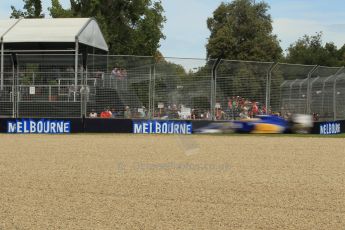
[194,114,313,134]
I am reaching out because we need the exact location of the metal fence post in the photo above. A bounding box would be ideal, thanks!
[306,65,318,114]
[333,67,344,120]
[266,63,278,115]
[1,42,4,91]
[152,63,156,119]
[309,76,319,115]
[16,56,19,118]
[12,55,16,118]
[210,70,215,120]
[74,40,79,102]
[211,58,221,120]
[148,64,153,119]
[82,70,88,118]
[320,75,335,118]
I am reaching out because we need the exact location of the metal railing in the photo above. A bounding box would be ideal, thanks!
[0,54,344,121]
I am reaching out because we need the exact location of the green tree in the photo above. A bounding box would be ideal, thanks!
[11,0,44,18]
[49,0,73,17]
[338,45,345,66]
[285,32,343,66]
[206,0,282,61]
[48,0,166,56]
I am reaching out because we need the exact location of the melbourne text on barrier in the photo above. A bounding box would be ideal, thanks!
[7,120,71,134]
[320,122,341,135]
[133,121,192,134]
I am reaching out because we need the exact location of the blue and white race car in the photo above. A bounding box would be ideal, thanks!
[194,115,312,134]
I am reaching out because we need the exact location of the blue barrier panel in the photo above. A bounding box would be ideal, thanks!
[83,118,133,133]
[311,120,345,135]
[133,120,192,134]
[7,119,70,134]
[2,118,342,135]
[0,118,83,133]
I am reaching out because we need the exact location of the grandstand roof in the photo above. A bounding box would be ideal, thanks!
[0,18,108,52]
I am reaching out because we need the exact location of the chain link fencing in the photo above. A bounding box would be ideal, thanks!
[87,54,154,119]
[154,58,214,120]
[215,60,273,120]
[15,54,83,118]
[0,54,344,121]
[0,54,14,117]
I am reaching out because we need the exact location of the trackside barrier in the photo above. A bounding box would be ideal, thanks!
[311,120,344,135]
[0,118,344,135]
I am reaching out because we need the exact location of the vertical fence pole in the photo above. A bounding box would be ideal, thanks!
[266,63,278,115]
[210,68,214,120]
[152,63,156,119]
[74,40,79,102]
[16,57,19,118]
[309,76,319,115]
[265,63,272,115]
[1,42,4,91]
[12,55,15,118]
[333,67,344,121]
[288,79,298,112]
[333,77,338,121]
[321,75,335,119]
[211,58,222,120]
[49,86,51,101]
[306,65,318,114]
[83,68,88,118]
[148,65,152,119]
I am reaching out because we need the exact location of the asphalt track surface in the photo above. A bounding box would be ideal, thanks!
[0,134,344,229]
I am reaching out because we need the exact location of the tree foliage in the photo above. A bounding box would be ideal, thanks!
[49,0,166,56]
[49,0,73,18]
[206,0,282,61]
[285,32,345,67]
[11,0,166,56]
[11,0,44,18]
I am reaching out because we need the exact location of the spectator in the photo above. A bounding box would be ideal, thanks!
[124,106,132,119]
[116,68,122,78]
[284,112,292,120]
[121,68,127,78]
[68,84,76,101]
[313,113,319,121]
[262,105,267,115]
[80,85,90,102]
[205,110,211,120]
[227,97,232,110]
[112,67,124,89]
[239,106,249,119]
[138,106,146,118]
[216,108,225,120]
[100,108,112,118]
[66,66,74,72]
[89,109,98,118]
[169,104,179,119]
[111,108,117,118]
[111,67,118,76]
[191,109,197,120]
[111,67,118,88]
[252,101,259,117]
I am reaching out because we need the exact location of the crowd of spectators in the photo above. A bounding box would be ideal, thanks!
[219,96,270,120]
[110,67,128,89]
[88,97,275,120]
[111,67,127,80]
[88,105,147,119]
[153,104,211,120]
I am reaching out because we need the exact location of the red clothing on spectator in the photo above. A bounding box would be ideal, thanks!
[262,106,267,114]
[100,111,112,118]
[228,99,232,109]
[252,102,259,114]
